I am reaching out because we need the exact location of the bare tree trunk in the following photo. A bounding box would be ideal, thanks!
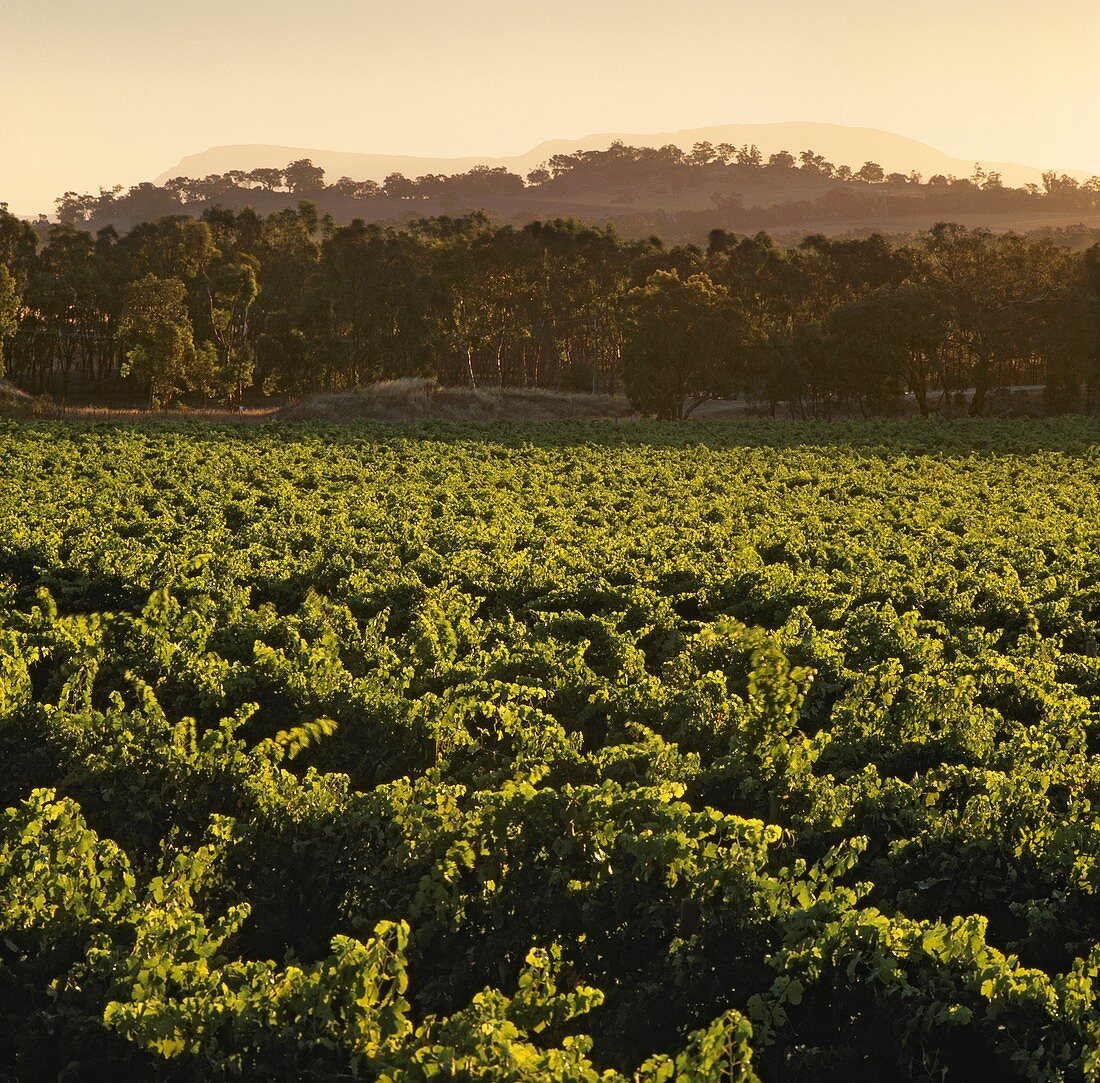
[969,356,992,416]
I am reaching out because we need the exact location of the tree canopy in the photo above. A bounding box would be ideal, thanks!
[0,202,1096,417]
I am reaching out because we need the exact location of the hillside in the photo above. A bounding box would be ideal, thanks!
[73,174,1100,247]
[156,122,1091,191]
[49,123,1100,244]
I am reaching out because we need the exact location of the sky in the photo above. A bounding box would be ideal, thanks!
[2,0,1098,215]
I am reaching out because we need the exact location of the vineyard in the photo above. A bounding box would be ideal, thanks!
[5,417,1100,1080]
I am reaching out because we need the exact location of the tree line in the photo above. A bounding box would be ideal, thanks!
[49,143,1100,233]
[0,202,1097,417]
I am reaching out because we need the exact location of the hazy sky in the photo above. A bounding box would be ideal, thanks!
[3,0,1098,214]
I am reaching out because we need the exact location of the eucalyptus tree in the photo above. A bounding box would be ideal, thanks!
[0,264,19,376]
[924,225,1072,415]
[119,273,210,407]
[621,269,746,419]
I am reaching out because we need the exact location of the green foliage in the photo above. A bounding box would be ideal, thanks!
[119,273,207,407]
[4,210,1095,417]
[0,262,18,362]
[4,418,1100,1078]
[620,270,745,418]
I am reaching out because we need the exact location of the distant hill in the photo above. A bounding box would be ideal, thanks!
[155,122,1092,190]
[48,121,1097,245]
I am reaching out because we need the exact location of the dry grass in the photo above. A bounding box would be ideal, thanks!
[277,378,635,423]
[36,407,277,423]
[0,398,277,424]
[0,378,634,424]
[0,380,280,422]
[0,379,35,411]
[0,376,1050,426]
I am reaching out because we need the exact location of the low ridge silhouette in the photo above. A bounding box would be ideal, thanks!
[155,121,1092,191]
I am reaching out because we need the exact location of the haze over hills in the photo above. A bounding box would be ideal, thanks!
[39,117,1099,245]
[155,122,1092,190]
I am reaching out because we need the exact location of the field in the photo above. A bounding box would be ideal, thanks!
[4,417,1100,1080]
